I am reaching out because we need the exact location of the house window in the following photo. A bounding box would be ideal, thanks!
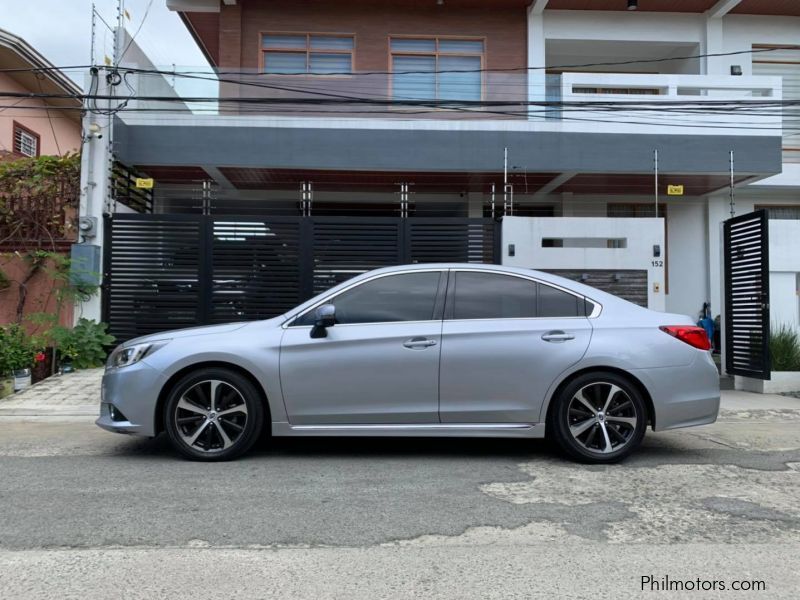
[261,34,354,74]
[753,45,800,163]
[607,203,666,219]
[13,123,39,157]
[390,37,484,101]
[755,205,800,220]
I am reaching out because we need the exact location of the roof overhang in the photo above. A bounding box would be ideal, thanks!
[113,116,782,197]
[0,27,82,116]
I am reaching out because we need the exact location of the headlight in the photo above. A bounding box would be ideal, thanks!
[107,340,169,369]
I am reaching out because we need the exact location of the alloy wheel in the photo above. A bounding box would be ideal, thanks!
[173,379,249,453]
[567,382,638,455]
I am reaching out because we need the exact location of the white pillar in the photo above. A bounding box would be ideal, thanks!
[527,3,547,119]
[75,68,113,324]
[706,194,728,373]
[704,15,725,75]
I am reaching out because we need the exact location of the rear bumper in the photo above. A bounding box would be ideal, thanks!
[632,351,721,431]
[95,360,166,437]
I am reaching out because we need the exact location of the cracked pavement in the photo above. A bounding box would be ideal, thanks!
[1,406,800,598]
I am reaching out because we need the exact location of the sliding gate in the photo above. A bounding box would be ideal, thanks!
[103,214,500,342]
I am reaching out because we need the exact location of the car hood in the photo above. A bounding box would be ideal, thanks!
[122,322,251,346]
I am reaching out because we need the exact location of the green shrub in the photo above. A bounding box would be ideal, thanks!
[770,323,800,372]
[0,324,39,376]
[50,319,115,369]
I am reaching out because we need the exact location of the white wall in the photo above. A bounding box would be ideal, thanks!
[502,216,665,311]
[769,220,800,332]
[665,200,709,319]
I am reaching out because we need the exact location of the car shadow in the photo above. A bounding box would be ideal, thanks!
[104,429,727,465]
[105,431,559,461]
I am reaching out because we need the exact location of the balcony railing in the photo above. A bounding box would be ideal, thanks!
[549,73,783,135]
[117,65,783,136]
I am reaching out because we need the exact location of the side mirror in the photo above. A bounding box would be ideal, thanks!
[310,304,336,338]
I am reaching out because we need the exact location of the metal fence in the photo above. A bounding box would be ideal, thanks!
[103,214,500,342]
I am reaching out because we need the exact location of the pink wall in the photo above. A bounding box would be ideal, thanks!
[0,72,81,157]
[0,254,73,333]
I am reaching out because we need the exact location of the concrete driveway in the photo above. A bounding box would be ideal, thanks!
[1,370,800,598]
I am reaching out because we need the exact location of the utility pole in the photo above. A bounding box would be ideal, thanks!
[90,3,96,66]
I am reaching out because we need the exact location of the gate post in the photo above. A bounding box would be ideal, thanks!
[198,216,214,324]
[298,218,314,301]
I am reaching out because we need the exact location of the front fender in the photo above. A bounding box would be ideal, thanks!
[142,325,286,424]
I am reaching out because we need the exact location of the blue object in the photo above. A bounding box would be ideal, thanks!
[698,316,714,346]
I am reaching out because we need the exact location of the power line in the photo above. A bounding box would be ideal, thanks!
[119,0,155,62]
[0,44,797,77]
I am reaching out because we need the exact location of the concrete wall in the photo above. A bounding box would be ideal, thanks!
[501,216,665,312]
[768,220,800,333]
[0,72,81,157]
[665,200,709,319]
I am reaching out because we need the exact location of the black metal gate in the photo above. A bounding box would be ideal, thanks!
[723,209,771,379]
[103,214,500,342]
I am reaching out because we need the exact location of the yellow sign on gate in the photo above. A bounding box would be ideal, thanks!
[135,178,154,189]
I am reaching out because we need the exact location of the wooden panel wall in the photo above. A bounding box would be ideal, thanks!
[219,0,528,73]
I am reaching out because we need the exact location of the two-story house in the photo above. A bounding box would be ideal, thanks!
[81,1,800,379]
[0,28,83,329]
[0,27,82,161]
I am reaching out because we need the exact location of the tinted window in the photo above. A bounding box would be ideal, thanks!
[452,272,537,319]
[450,272,585,319]
[538,283,583,317]
[295,272,441,325]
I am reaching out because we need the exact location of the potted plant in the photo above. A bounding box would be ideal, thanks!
[0,324,38,396]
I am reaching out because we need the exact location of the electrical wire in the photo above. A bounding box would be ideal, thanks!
[0,44,798,77]
[118,0,155,63]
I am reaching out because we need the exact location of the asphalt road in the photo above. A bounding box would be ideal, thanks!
[1,411,799,599]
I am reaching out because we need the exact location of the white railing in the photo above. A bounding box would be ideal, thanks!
[552,73,783,136]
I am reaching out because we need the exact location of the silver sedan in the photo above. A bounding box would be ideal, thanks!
[97,264,720,463]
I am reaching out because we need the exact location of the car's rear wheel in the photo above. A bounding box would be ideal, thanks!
[550,371,647,463]
[164,367,264,461]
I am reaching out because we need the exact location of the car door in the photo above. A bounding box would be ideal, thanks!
[279,270,446,425]
[439,270,592,423]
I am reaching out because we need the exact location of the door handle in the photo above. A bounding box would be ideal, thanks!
[541,331,575,343]
[403,337,437,349]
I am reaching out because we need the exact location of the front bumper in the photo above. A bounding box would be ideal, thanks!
[95,359,167,437]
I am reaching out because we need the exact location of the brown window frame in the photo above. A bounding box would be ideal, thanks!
[259,32,355,75]
[12,121,40,158]
[389,35,486,101]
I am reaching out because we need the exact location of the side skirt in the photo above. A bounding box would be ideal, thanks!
[271,422,545,439]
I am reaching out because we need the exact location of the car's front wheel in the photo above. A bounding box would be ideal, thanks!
[164,367,264,461]
[550,371,647,463]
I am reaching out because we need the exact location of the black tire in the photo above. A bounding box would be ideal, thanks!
[164,367,264,461]
[550,371,647,464]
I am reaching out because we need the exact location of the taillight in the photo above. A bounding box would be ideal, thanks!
[659,325,711,351]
